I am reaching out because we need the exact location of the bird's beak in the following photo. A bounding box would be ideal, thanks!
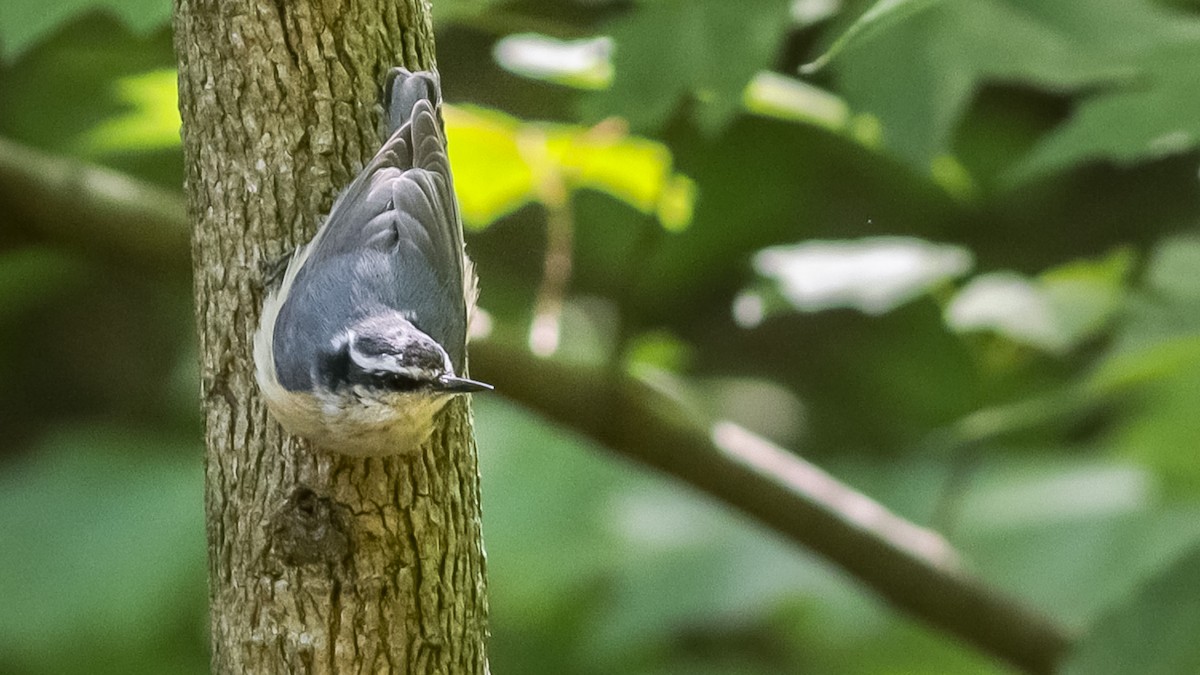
[438,375,494,393]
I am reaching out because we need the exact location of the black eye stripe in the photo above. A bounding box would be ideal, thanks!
[371,371,425,392]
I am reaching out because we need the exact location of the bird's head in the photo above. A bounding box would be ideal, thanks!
[319,312,491,396]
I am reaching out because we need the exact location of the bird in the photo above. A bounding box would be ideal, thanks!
[253,67,491,457]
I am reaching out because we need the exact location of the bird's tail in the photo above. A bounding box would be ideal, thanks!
[384,68,441,138]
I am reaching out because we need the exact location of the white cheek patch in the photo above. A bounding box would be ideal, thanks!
[345,329,403,372]
[344,328,449,380]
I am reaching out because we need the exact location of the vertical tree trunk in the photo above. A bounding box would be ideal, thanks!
[173,1,488,672]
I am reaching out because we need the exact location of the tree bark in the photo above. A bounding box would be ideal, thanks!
[173,2,488,673]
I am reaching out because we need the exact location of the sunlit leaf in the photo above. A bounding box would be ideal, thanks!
[548,125,677,216]
[945,272,1067,352]
[445,104,695,230]
[738,237,972,324]
[945,249,1132,353]
[443,105,537,228]
[82,68,181,153]
[745,72,850,131]
[493,34,613,90]
[742,71,884,150]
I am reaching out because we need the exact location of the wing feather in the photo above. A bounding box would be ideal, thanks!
[271,69,472,388]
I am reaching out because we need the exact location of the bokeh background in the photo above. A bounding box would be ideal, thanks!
[4,0,1200,672]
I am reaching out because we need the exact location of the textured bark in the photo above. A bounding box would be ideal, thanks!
[173,1,488,673]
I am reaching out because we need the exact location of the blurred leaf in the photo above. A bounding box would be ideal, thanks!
[802,0,941,73]
[744,72,848,131]
[0,247,89,320]
[476,397,627,622]
[625,330,694,375]
[443,105,537,227]
[493,30,887,150]
[0,12,181,188]
[444,104,694,230]
[583,0,793,134]
[82,68,181,153]
[1083,236,1200,491]
[945,249,1132,354]
[0,0,171,58]
[1093,237,1200,391]
[1015,39,1200,180]
[1110,362,1200,492]
[946,272,1065,350]
[1062,543,1200,675]
[957,460,1152,531]
[1144,232,1200,300]
[1040,248,1134,346]
[493,34,613,89]
[832,0,1173,172]
[955,455,1200,627]
[477,397,1002,674]
[742,72,883,150]
[0,426,206,673]
[737,237,972,325]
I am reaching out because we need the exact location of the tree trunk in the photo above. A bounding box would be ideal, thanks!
[173,2,488,673]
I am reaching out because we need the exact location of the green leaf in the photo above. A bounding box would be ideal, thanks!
[475,397,627,620]
[832,0,1178,172]
[492,34,613,90]
[944,249,1132,353]
[442,105,537,228]
[1015,39,1200,180]
[1096,235,1200,385]
[81,68,181,153]
[802,0,942,74]
[0,0,171,59]
[1063,543,1200,675]
[0,12,181,187]
[738,237,973,323]
[0,426,206,673]
[1089,236,1200,491]
[583,0,793,134]
[0,247,89,320]
[444,104,695,230]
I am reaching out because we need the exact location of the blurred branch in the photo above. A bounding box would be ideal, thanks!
[0,137,188,276]
[0,141,1074,673]
[440,8,591,39]
[471,341,1075,675]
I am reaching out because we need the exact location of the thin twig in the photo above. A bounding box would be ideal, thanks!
[519,128,575,357]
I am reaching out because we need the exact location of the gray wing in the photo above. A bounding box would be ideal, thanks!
[274,70,468,389]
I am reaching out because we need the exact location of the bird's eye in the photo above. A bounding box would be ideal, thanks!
[371,370,425,392]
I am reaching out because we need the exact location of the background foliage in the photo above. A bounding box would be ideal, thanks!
[3,0,1200,672]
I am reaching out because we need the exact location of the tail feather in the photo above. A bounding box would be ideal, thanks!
[385,68,440,137]
[411,101,450,173]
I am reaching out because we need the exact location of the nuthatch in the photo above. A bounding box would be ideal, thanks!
[254,68,491,457]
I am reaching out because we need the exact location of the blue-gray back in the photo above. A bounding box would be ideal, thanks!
[273,69,468,391]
